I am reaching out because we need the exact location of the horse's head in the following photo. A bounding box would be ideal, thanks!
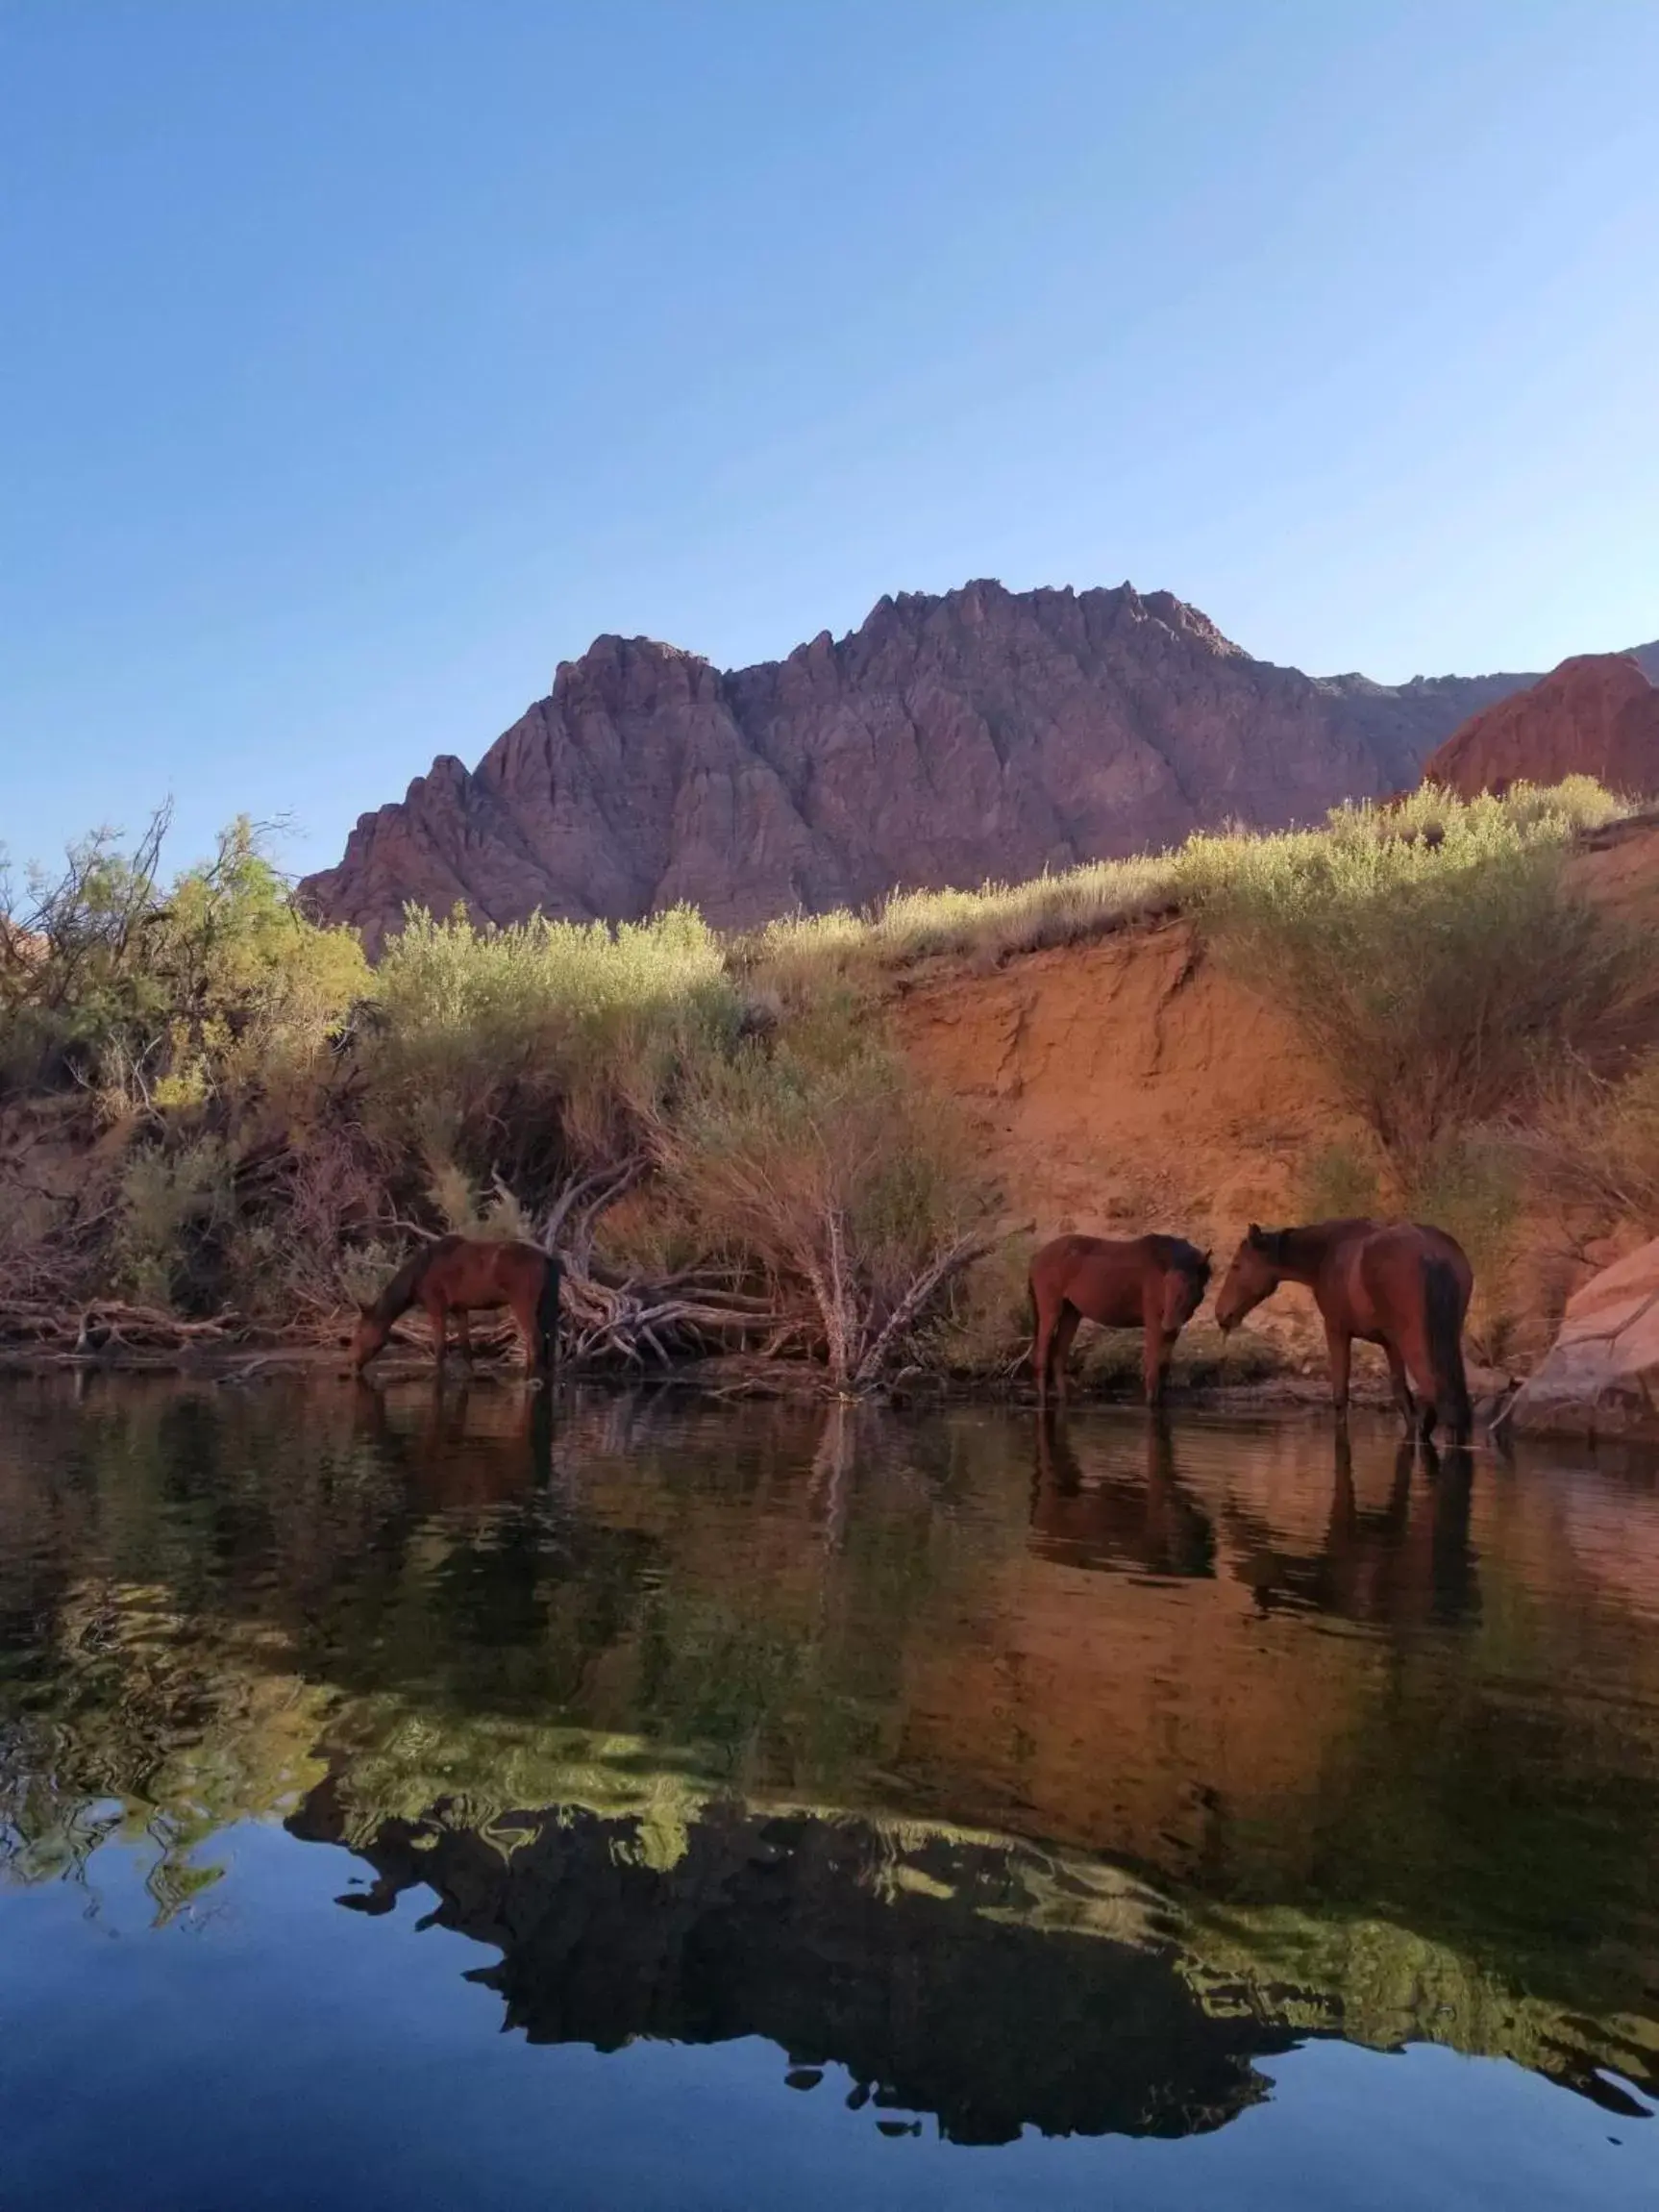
[1214,1225,1285,1333]
[1162,1249,1212,1333]
[347,1305,388,1373]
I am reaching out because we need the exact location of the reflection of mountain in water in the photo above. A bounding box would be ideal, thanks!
[289,1789,1296,2146]
[8,1379,1659,2120]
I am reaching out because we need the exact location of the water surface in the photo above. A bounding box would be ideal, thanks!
[2,1376,1656,2208]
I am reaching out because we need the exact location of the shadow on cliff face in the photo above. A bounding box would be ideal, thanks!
[286,1791,1296,2147]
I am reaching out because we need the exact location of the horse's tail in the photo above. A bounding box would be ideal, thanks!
[1422,1255,1472,1439]
[537,1250,563,1373]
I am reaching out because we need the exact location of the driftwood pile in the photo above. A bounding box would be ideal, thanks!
[0,1298,244,1359]
[0,1154,1000,1389]
[542,1160,786,1369]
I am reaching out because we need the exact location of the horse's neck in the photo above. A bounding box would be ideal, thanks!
[373,1251,430,1327]
[1276,1224,1355,1283]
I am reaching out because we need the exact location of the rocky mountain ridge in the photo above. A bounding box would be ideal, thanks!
[300,580,1564,947]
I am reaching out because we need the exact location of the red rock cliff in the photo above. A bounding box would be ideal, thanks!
[1424,652,1659,800]
[302,580,1537,949]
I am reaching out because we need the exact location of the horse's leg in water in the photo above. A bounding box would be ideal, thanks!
[423,1290,450,1373]
[510,1289,544,1379]
[1052,1305,1081,1402]
[1325,1324,1352,1420]
[1142,1316,1176,1406]
[454,1310,475,1366]
[1383,1342,1415,1427]
[1031,1282,1058,1408]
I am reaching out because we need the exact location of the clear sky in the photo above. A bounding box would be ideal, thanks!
[4,1,1656,878]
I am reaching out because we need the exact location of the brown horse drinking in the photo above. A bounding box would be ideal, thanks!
[350,1236,563,1379]
[1028,1234,1212,1407]
[1214,1218,1473,1442]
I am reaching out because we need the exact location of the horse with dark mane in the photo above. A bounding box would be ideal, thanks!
[349,1235,562,1379]
[1214,1218,1473,1442]
[1028,1233,1211,1407]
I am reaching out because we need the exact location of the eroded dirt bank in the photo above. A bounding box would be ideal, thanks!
[890,815,1659,1374]
[892,921,1349,1368]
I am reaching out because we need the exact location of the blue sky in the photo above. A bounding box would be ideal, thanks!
[3,1,1656,876]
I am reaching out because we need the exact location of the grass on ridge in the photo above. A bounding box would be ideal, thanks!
[736,777,1628,994]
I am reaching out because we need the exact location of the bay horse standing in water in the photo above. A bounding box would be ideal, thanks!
[350,1236,562,1379]
[1028,1234,1211,1408]
[1214,1218,1473,1443]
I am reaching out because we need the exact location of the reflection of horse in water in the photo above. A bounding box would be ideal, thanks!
[1030,1412,1215,1578]
[1028,1235,1212,1408]
[351,1376,556,1511]
[1226,1434,1476,1627]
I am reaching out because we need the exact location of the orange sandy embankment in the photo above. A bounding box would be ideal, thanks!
[889,813,1659,1376]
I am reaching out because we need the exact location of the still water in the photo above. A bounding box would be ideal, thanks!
[1,1375,1656,2209]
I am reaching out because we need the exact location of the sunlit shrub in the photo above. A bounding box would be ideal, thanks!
[657,1007,995,1385]
[0,811,367,1109]
[738,853,1181,999]
[1524,1053,1659,1239]
[364,904,744,1201]
[1192,784,1655,1167]
[111,1136,236,1307]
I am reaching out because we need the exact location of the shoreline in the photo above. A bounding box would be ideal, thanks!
[0,1338,1466,1421]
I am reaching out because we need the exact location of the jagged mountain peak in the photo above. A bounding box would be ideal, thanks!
[300,581,1540,950]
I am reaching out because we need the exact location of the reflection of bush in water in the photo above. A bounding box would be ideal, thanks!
[1180,1903,1659,2107]
[0,1387,994,1895]
[0,1589,334,1912]
[6,1603,1657,2106]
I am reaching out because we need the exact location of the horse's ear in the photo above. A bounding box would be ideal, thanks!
[1247,1223,1263,1246]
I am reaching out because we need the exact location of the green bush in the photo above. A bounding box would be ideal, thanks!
[1193,783,1654,1168]
[658,1007,995,1385]
[924,1238,1036,1378]
[111,1136,236,1307]
[735,779,1627,998]
[0,812,367,1109]
[1296,1141,1383,1222]
[1527,1053,1659,1239]
[5,781,1650,1376]
[364,904,744,1202]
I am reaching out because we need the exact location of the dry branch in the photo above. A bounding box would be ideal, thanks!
[0,1298,243,1355]
[851,1225,1001,1386]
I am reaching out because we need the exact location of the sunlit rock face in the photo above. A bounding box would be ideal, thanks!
[299,582,1535,950]
[1424,652,1659,801]
[1508,1234,1659,1442]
